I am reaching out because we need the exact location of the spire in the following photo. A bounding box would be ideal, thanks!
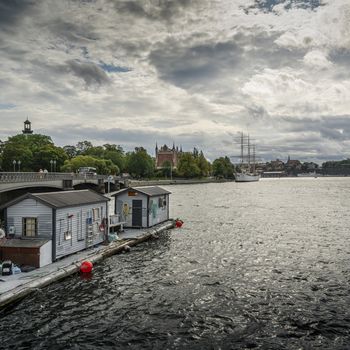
[172,141,175,150]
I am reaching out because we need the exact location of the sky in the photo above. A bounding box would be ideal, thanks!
[1,0,350,164]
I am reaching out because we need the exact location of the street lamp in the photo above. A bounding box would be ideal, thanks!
[50,160,57,172]
[18,160,21,172]
[13,160,16,172]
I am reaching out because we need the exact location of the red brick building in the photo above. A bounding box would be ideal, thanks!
[155,143,182,169]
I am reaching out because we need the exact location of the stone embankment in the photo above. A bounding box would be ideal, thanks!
[129,178,233,187]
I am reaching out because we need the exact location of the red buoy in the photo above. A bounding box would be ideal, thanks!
[175,219,183,228]
[80,260,93,273]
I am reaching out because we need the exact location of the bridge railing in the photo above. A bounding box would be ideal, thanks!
[0,172,107,183]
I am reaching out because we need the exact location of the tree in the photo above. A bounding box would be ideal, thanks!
[162,160,172,178]
[76,140,93,155]
[126,147,154,178]
[61,155,119,175]
[212,157,235,179]
[63,145,78,159]
[177,153,201,178]
[196,151,210,177]
[1,134,67,172]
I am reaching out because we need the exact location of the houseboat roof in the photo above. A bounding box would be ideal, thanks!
[0,238,50,248]
[0,190,109,210]
[112,186,171,197]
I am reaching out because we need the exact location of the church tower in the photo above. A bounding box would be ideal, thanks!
[22,118,33,134]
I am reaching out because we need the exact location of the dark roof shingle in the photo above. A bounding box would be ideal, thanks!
[0,190,108,210]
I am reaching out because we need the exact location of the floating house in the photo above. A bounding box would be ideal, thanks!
[112,186,171,228]
[0,190,109,267]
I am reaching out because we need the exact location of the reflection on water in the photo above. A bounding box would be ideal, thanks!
[1,178,350,349]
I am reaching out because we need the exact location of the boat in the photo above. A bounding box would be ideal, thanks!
[235,172,260,182]
[234,132,260,183]
[297,171,318,178]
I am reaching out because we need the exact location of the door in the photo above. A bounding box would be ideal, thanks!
[132,200,143,227]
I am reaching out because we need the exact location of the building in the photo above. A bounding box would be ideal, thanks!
[22,118,33,134]
[155,143,182,169]
[112,186,171,228]
[0,190,109,267]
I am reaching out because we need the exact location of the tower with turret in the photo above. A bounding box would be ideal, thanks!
[22,118,33,134]
[155,142,182,169]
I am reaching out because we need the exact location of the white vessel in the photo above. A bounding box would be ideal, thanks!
[297,171,318,178]
[235,172,260,182]
[234,132,260,183]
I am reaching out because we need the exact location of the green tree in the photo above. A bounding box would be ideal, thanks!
[103,144,125,172]
[196,151,210,177]
[63,145,78,159]
[76,140,93,155]
[1,134,67,172]
[161,160,172,178]
[177,153,201,178]
[61,155,119,175]
[212,157,235,179]
[126,147,154,178]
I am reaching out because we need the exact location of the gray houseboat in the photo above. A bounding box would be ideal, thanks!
[0,190,109,267]
[112,186,171,228]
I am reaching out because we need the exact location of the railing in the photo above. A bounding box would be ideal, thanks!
[0,172,107,183]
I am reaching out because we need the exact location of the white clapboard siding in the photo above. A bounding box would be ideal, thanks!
[55,202,106,259]
[7,198,52,238]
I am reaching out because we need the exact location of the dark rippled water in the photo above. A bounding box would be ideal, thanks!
[1,178,350,349]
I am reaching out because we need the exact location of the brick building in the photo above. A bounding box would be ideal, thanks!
[155,143,182,169]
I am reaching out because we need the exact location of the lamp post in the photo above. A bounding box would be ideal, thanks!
[50,160,57,172]
[13,160,16,172]
[18,160,21,172]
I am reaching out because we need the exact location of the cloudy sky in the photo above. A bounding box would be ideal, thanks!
[1,0,350,163]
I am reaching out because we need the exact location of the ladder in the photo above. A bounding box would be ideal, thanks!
[86,224,94,247]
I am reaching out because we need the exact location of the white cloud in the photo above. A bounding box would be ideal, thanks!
[0,0,350,162]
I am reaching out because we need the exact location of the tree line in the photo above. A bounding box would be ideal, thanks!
[0,133,236,179]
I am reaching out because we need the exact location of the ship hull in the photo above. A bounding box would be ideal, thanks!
[235,173,260,182]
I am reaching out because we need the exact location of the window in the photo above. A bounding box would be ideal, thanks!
[92,208,100,221]
[65,214,73,241]
[23,217,37,237]
[77,212,84,241]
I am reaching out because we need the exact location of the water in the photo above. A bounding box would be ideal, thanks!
[1,178,350,349]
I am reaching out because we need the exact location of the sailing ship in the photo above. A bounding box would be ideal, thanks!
[234,132,260,183]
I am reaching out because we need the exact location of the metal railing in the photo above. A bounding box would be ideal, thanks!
[0,172,107,183]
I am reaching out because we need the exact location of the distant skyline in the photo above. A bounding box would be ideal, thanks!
[1,0,350,163]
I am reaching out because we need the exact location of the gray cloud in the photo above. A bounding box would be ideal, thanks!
[66,60,111,86]
[149,39,242,88]
[0,0,36,31]
[114,0,195,22]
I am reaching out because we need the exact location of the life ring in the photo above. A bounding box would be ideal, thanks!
[99,223,105,232]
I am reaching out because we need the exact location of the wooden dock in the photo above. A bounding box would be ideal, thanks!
[0,220,176,309]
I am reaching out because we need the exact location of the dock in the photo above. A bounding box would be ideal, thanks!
[0,220,176,309]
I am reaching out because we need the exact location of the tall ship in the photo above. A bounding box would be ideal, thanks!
[234,132,260,183]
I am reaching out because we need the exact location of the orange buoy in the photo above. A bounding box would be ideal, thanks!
[80,260,93,273]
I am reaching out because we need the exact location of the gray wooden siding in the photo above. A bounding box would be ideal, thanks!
[55,202,107,259]
[6,198,52,238]
[148,194,169,227]
[116,193,169,228]
[116,193,148,227]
